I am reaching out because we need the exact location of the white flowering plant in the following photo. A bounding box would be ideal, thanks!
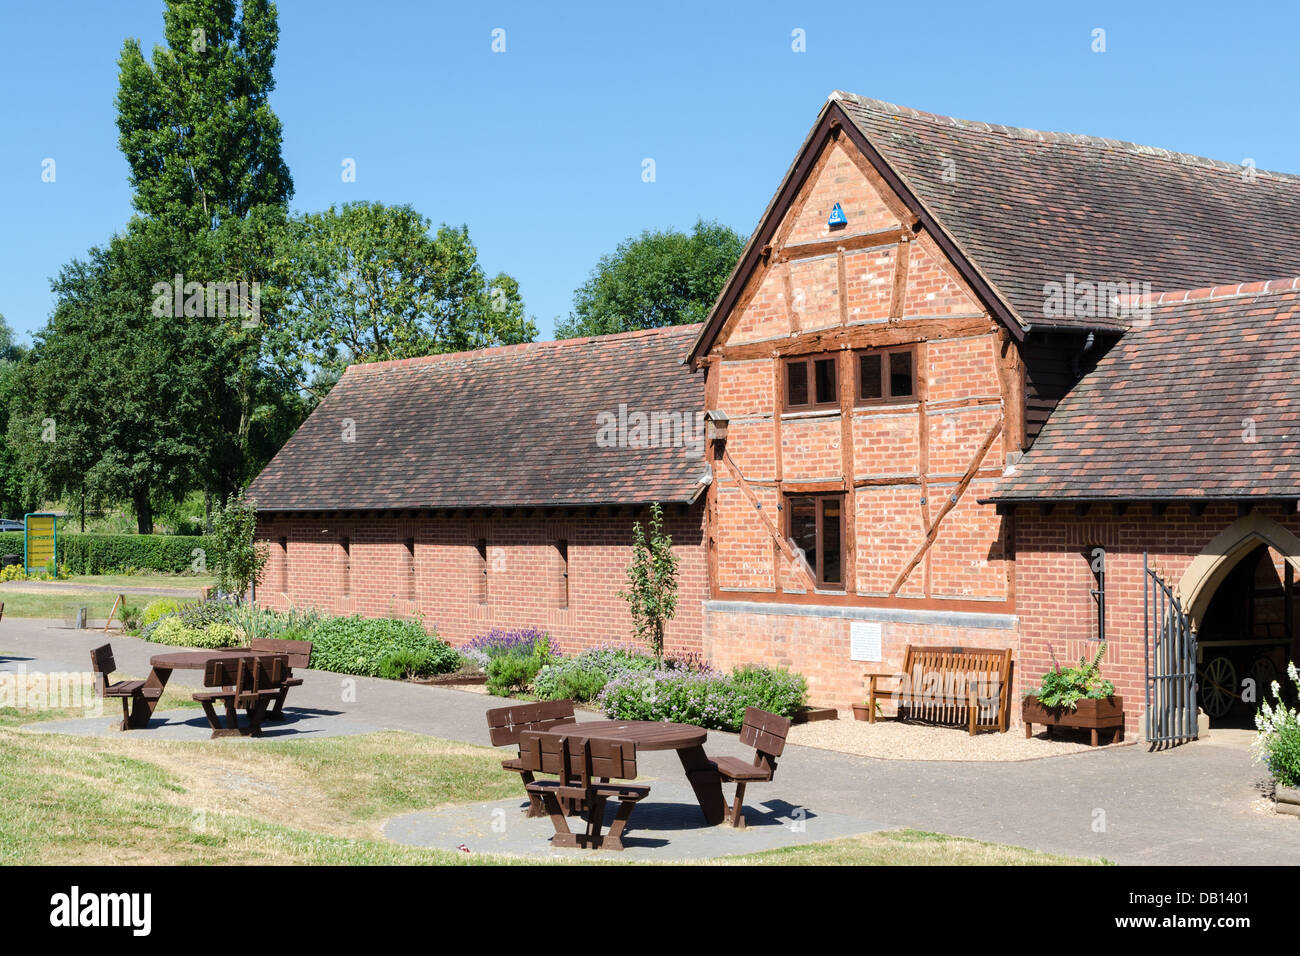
[1253,661,1300,790]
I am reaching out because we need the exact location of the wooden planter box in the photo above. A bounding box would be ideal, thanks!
[792,705,838,725]
[410,673,487,687]
[1022,695,1124,747]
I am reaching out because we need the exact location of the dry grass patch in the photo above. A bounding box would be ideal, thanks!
[722,828,1105,865]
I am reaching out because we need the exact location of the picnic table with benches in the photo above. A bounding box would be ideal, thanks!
[864,644,1013,735]
[549,720,728,826]
[518,730,649,851]
[192,653,288,738]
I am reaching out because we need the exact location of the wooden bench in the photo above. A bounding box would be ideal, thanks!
[90,644,162,730]
[518,730,649,851]
[706,707,791,828]
[193,655,287,738]
[249,638,312,720]
[485,699,576,817]
[865,645,1013,735]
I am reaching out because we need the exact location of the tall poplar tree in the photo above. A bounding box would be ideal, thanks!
[115,0,294,498]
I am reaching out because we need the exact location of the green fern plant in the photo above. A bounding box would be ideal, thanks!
[1025,641,1115,710]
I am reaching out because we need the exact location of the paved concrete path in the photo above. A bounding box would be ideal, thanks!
[3,618,1297,865]
[383,789,883,861]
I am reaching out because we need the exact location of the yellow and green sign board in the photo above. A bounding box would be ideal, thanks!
[24,513,57,575]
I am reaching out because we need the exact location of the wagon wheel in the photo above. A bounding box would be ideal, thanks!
[1250,654,1278,702]
[1199,656,1237,718]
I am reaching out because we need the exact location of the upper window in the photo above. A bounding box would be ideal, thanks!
[856,347,916,405]
[785,355,839,411]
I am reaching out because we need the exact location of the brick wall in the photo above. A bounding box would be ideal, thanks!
[255,505,708,658]
[1014,503,1300,731]
[703,603,1018,711]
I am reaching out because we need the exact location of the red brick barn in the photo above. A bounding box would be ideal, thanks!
[248,326,710,657]
[252,91,1300,738]
[687,92,1300,731]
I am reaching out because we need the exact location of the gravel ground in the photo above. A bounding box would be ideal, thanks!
[788,718,1110,761]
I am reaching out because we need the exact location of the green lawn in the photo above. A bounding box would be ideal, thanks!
[0,588,166,619]
[56,572,216,590]
[0,710,1103,865]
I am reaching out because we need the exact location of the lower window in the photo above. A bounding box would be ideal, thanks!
[787,494,844,589]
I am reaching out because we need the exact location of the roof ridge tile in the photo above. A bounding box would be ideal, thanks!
[1120,277,1300,308]
[831,90,1300,182]
[344,322,702,375]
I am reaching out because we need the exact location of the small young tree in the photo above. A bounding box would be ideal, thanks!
[619,503,679,664]
[211,492,268,601]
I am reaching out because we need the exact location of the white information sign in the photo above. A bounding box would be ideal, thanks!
[850,621,882,662]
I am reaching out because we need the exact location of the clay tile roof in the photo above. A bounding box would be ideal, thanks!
[833,92,1300,332]
[248,325,707,511]
[989,281,1300,501]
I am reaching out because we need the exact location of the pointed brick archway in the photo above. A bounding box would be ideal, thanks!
[1177,512,1300,631]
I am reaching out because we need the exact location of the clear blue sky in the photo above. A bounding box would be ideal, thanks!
[3,0,1298,343]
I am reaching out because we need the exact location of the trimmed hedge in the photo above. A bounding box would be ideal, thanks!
[0,531,211,574]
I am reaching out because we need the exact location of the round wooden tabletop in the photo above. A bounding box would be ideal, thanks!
[551,720,707,751]
[149,649,256,670]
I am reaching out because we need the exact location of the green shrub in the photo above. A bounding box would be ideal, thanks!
[1267,715,1300,789]
[225,603,321,644]
[141,598,184,630]
[1024,641,1114,709]
[486,636,554,696]
[729,665,808,716]
[376,646,462,681]
[179,597,235,629]
[0,531,212,574]
[1255,661,1300,789]
[120,604,143,635]
[599,664,807,731]
[532,646,657,702]
[307,615,449,678]
[148,617,242,649]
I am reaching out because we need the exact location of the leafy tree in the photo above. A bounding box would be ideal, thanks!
[619,503,679,664]
[9,233,207,533]
[0,314,24,362]
[272,203,535,396]
[0,315,36,519]
[116,0,292,230]
[556,219,744,339]
[115,0,295,497]
[210,491,267,599]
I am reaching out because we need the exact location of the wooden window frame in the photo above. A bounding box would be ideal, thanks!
[786,493,846,591]
[474,538,489,605]
[556,539,569,609]
[278,536,289,594]
[783,354,840,412]
[404,537,417,601]
[340,537,351,596]
[854,345,917,406]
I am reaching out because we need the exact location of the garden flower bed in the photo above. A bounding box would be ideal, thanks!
[463,627,809,733]
[128,604,810,733]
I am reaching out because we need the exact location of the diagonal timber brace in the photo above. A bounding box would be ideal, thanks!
[719,451,818,590]
[888,414,1004,597]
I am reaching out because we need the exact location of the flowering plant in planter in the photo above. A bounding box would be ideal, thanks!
[1024,642,1115,710]
[1253,661,1300,790]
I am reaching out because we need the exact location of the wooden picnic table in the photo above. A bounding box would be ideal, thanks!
[550,720,726,826]
[126,649,262,729]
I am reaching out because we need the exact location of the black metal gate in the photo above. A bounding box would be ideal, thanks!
[1144,554,1198,749]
